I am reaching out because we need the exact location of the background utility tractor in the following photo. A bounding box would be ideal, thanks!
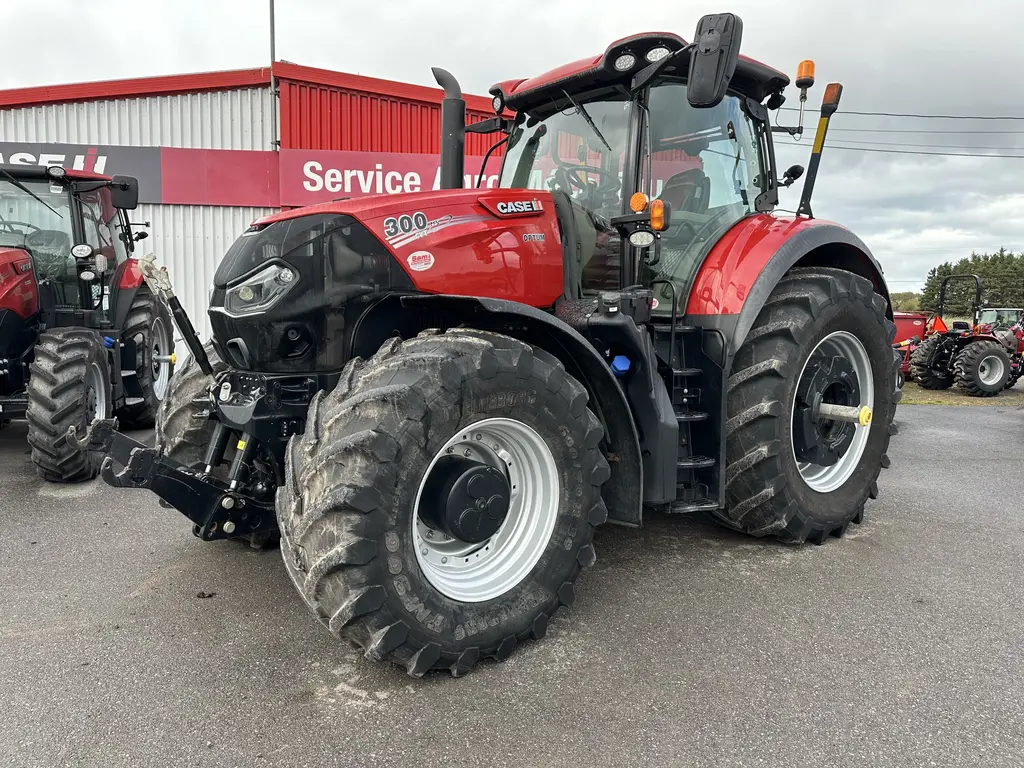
[75,13,899,678]
[0,165,175,481]
[910,274,1023,395]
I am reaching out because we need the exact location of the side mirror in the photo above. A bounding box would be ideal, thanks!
[782,164,805,187]
[134,230,149,242]
[687,13,743,109]
[110,175,139,210]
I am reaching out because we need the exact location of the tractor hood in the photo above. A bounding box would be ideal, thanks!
[249,187,565,308]
[0,246,38,320]
[208,188,565,373]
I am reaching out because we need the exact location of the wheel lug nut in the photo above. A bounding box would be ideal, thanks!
[421,548,428,556]
[475,434,482,440]
[426,529,434,538]
[441,557,448,564]
[464,449,471,457]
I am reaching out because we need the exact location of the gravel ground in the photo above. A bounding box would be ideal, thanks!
[1,405,1023,768]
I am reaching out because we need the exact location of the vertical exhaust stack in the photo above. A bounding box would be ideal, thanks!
[431,67,466,190]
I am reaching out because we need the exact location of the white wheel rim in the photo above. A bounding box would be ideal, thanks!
[791,331,874,493]
[978,355,1005,386]
[86,361,108,422]
[150,316,173,401]
[412,417,559,603]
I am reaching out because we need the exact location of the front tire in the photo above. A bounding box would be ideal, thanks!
[954,341,1010,396]
[277,329,610,677]
[116,289,175,429]
[26,328,111,482]
[715,268,897,544]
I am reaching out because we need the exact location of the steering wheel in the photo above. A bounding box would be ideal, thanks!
[552,164,621,208]
[26,229,71,252]
[0,220,41,234]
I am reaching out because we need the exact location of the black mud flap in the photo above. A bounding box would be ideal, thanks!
[67,419,276,541]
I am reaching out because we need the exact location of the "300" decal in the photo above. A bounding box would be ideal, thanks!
[383,212,429,239]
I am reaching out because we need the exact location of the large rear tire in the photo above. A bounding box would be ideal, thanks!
[714,268,897,544]
[909,335,954,390]
[116,288,175,429]
[26,328,111,483]
[954,340,1010,397]
[277,329,610,677]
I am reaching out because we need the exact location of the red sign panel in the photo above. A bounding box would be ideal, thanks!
[278,149,500,207]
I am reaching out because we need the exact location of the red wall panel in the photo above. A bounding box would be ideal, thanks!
[278,77,503,156]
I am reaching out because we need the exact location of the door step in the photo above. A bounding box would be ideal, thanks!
[677,455,715,470]
[668,497,720,514]
[676,411,708,423]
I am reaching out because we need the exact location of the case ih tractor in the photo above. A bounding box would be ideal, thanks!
[75,14,899,677]
[910,274,1023,395]
[0,164,174,481]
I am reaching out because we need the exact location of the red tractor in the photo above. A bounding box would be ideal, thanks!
[75,14,899,677]
[910,274,1023,395]
[0,165,175,480]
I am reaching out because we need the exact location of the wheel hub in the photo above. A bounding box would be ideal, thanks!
[793,353,860,467]
[412,418,560,603]
[419,455,510,544]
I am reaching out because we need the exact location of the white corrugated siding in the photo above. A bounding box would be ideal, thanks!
[0,87,274,149]
[136,204,276,341]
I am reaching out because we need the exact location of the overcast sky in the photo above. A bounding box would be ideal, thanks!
[2,0,1022,291]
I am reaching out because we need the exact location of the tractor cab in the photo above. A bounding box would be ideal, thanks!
[0,165,142,331]
[977,307,1023,332]
[490,31,796,307]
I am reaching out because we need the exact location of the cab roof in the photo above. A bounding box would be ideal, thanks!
[490,32,789,112]
[0,164,111,182]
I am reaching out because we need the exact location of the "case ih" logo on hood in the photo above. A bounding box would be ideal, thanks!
[495,199,544,216]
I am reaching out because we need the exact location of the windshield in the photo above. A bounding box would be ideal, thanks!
[979,309,1022,327]
[643,79,764,311]
[0,179,75,281]
[499,93,632,218]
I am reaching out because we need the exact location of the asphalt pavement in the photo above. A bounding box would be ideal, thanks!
[2,405,1023,768]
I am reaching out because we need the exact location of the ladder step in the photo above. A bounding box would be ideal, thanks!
[677,455,715,470]
[652,323,700,333]
[676,411,708,423]
[673,367,703,377]
[669,497,720,514]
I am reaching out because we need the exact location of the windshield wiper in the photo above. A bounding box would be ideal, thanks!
[0,168,63,219]
[562,90,612,153]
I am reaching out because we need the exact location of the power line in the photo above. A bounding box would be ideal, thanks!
[829,138,1024,152]
[780,107,1024,120]
[825,145,1024,159]
[829,127,1024,135]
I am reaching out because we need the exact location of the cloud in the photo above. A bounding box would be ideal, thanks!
[2,0,1022,291]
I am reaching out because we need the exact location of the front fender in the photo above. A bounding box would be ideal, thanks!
[685,214,892,367]
[351,293,643,526]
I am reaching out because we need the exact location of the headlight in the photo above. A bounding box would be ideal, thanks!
[645,46,671,63]
[223,263,299,317]
[613,53,636,72]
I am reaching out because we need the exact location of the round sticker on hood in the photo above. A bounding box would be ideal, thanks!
[407,251,435,272]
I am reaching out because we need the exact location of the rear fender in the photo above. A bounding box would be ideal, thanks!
[350,293,643,526]
[686,216,892,368]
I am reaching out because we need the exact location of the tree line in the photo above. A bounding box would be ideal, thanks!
[892,249,1024,315]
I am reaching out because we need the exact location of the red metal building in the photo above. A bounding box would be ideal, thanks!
[0,62,507,336]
